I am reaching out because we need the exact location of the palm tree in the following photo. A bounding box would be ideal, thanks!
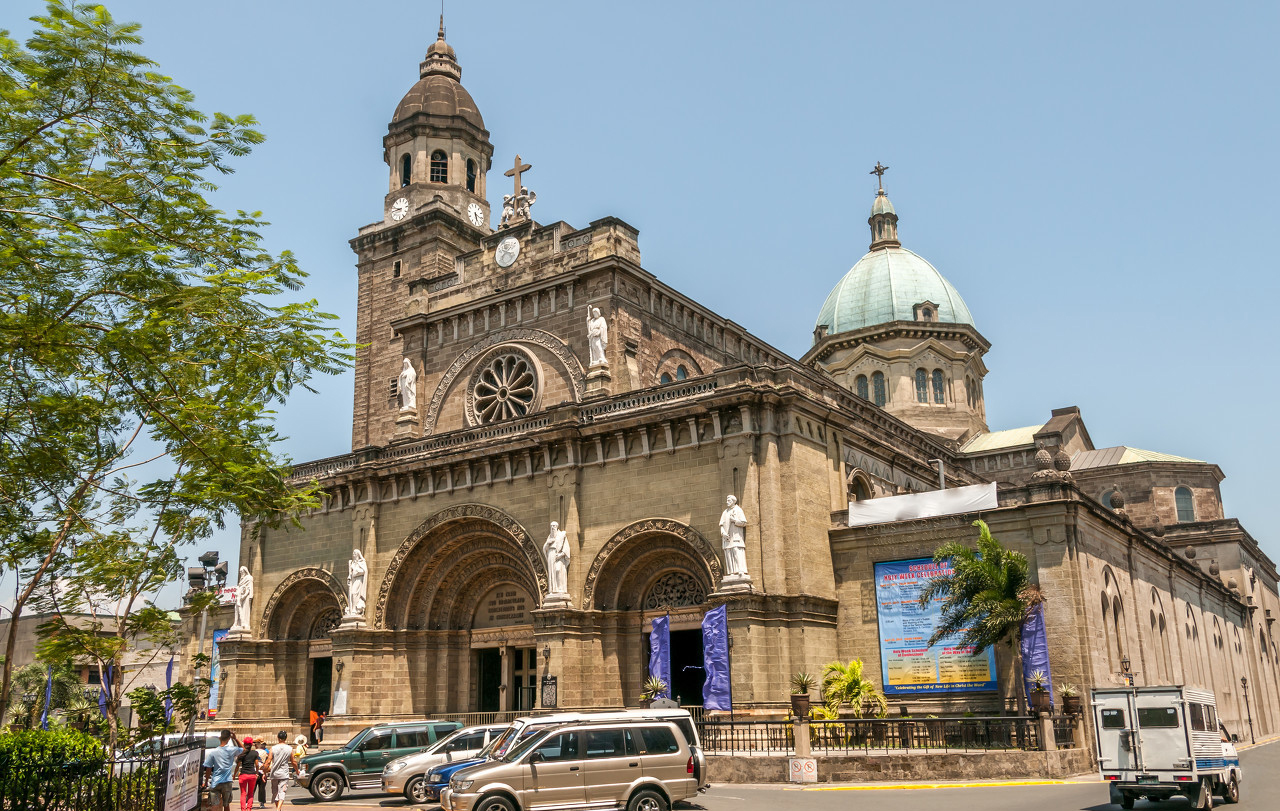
[917,519,1044,715]
[820,658,888,718]
[5,661,88,729]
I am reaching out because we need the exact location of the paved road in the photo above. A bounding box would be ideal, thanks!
[274,738,1277,811]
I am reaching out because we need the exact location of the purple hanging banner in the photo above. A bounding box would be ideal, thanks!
[648,615,671,698]
[701,604,732,711]
[40,665,53,730]
[164,654,175,724]
[1020,602,1055,707]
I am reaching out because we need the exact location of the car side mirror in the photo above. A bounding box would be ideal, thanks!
[528,751,544,764]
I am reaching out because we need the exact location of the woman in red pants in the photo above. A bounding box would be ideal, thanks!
[236,736,261,811]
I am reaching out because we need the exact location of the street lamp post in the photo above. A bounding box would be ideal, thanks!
[184,551,227,734]
[1240,676,1254,745]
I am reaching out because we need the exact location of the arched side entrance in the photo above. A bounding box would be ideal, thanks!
[257,568,346,724]
[374,504,543,713]
[585,519,720,707]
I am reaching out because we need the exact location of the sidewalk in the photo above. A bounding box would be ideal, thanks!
[712,775,1101,792]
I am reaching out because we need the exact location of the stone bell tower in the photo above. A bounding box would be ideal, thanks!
[350,18,495,449]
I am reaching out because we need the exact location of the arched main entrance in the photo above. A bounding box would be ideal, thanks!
[376,504,544,712]
[258,568,347,722]
[585,519,720,706]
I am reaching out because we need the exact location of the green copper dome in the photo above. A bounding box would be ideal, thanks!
[815,246,975,334]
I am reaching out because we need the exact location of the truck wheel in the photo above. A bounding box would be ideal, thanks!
[1221,775,1240,804]
[1119,792,1135,809]
[309,771,344,802]
[1195,777,1214,809]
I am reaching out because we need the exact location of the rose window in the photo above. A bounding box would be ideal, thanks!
[472,349,539,423]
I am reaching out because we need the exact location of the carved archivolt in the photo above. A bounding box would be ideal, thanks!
[258,567,347,639]
[424,328,585,434]
[582,518,721,610]
[374,503,545,628]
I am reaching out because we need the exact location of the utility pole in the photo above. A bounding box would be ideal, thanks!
[1240,676,1255,744]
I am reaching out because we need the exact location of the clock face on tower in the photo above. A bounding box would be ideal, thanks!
[495,236,520,268]
[467,202,485,227]
[389,197,409,221]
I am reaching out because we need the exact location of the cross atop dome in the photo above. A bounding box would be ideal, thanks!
[868,163,900,250]
[870,161,889,192]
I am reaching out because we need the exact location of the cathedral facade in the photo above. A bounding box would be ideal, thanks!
[208,26,1280,742]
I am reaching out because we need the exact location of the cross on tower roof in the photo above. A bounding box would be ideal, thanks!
[505,154,532,199]
[870,161,889,191]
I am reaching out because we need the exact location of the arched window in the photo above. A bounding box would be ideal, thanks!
[1101,489,1115,509]
[675,365,688,381]
[915,369,928,403]
[921,307,933,321]
[849,475,872,502]
[855,375,869,400]
[466,159,477,192]
[400,154,412,187]
[1102,569,1126,674]
[430,150,448,183]
[1175,487,1195,522]
[659,372,672,384]
[871,372,887,407]
[932,369,945,404]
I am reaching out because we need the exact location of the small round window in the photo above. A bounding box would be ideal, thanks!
[470,348,539,424]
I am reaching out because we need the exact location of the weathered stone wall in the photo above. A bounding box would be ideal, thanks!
[707,748,1095,783]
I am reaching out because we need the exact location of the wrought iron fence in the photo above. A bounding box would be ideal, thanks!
[0,737,202,811]
[698,715,1077,756]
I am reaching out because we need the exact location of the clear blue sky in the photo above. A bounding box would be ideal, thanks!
[6,1,1278,604]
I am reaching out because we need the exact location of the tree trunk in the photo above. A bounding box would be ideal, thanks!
[1012,630,1028,717]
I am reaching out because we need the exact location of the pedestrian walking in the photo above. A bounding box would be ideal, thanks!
[235,736,260,811]
[201,730,242,811]
[314,711,325,744]
[262,731,293,811]
[254,737,269,808]
[308,709,318,744]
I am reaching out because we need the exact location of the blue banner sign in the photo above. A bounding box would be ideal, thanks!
[209,629,229,713]
[874,558,997,695]
[701,605,731,711]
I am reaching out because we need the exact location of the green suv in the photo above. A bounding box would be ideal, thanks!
[298,720,462,801]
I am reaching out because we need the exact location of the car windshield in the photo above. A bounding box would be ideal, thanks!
[500,729,548,763]
[343,730,368,751]
[480,727,517,759]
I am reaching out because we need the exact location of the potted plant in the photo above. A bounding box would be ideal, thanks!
[1028,670,1051,713]
[638,676,667,708]
[790,672,816,719]
[1059,683,1081,715]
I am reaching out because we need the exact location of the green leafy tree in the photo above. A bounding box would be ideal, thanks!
[0,0,350,730]
[820,658,888,719]
[917,519,1044,714]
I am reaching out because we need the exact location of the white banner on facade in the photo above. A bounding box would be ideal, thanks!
[847,482,997,527]
[163,748,202,811]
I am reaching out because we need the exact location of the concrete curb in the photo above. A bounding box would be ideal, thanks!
[710,776,1101,792]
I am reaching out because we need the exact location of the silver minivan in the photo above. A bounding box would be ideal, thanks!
[442,719,707,811]
[382,723,508,802]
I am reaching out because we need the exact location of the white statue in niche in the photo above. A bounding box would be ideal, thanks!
[586,307,609,367]
[346,549,367,617]
[543,521,570,599]
[232,567,253,631]
[398,358,417,411]
[719,495,750,580]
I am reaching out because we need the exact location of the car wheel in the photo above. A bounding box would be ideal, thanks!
[627,788,669,811]
[309,772,344,802]
[1195,777,1214,809]
[475,795,516,811]
[405,775,428,804]
[1221,775,1240,804]
[1119,792,1135,809]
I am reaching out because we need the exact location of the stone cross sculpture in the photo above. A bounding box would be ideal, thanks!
[398,358,417,412]
[543,521,571,605]
[346,549,367,617]
[586,307,609,367]
[232,567,253,631]
[719,495,752,591]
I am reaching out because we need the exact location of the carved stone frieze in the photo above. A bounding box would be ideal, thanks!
[423,329,585,434]
[582,518,722,610]
[258,567,348,639]
[374,503,545,628]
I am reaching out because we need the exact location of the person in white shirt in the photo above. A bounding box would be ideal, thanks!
[262,731,295,811]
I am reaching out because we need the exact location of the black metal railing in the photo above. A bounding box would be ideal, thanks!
[0,738,203,811]
[698,715,1078,756]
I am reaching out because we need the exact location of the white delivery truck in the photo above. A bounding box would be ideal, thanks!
[1092,686,1242,808]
